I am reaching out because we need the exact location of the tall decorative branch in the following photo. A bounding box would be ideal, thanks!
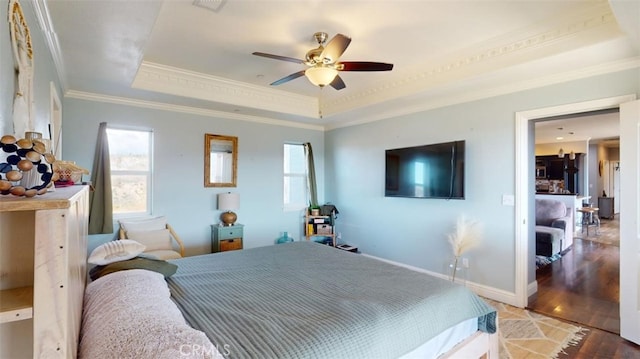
[447,215,481,282]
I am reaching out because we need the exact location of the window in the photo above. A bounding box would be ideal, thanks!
[106,128,153,216]
[283,143,307,211]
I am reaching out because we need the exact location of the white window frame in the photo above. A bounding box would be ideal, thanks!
[283,143,308,212]
[107,126,154,218]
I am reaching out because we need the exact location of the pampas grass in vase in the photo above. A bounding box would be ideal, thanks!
[447,215,481,283]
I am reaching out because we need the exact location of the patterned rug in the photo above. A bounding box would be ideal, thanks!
[484,299,587,359]
[535,253,562,269]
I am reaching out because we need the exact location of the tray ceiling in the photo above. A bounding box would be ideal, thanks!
[40,0,639,131]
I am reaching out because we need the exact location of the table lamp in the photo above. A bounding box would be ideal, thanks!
[218,192,239,226]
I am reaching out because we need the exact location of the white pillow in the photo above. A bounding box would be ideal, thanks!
[119,216,167,232]
[88,240,146,265]
[126,229,172,252]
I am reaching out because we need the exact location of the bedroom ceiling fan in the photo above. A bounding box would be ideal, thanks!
[252,32,393,90]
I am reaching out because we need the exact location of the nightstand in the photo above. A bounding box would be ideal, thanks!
[211,224,244,252]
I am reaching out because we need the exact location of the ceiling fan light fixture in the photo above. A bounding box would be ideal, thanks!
[305,66,338,87]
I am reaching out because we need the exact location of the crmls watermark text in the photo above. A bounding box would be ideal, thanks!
[180,343,231,357]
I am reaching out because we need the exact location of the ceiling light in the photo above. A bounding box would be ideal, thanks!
[556,136,564,140]
[305,66,338,87]
[192,0,226,12]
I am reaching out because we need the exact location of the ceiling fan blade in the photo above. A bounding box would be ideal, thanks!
[330,75,346,90]
[320,34,351,63]
[252,52,304,64]
[270,70,306,86]
[338,61,394,71]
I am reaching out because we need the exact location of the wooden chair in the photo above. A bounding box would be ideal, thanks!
[118,216,185,260]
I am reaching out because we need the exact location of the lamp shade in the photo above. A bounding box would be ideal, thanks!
[305,66,338,87]
[218,192,240,226]
[218,192,239,211]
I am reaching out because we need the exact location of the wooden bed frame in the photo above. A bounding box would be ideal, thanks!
[441,330,499,359]
[2,185,498,358]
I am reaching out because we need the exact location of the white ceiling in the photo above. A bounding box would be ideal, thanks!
[534,110,620,145]
[39,0,639,131]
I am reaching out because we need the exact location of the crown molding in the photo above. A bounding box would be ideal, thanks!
[31,0,68,92]
[322,2,620,118]
[64,55,638,134]
[325,57,640,131]
[64,90,325,131]
[129,3,620,123]
[132,62,320,119]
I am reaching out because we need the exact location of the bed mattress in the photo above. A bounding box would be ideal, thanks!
[167,241,496,358]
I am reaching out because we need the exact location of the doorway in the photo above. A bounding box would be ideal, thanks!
[513,95,635,305]
[527,115,621,332]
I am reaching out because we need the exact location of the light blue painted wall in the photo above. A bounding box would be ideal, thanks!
[324,68,639,292]
[0,1,63,137]
[0,2,13,135]
[62,99,325,253]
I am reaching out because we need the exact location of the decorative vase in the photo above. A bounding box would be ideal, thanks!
[449,256,466,284]
[276,231,294,244]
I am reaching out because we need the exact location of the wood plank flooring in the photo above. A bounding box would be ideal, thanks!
[528,216,640,358]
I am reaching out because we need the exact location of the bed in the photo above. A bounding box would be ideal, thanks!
[79,241,497,358]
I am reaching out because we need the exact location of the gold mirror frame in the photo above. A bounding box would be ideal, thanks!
[204,134,237,187]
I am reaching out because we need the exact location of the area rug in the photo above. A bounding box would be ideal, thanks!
[574,217,619,247]
[484,299,587,359]
[535,252,562,270]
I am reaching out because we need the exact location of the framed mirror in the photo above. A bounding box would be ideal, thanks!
[204,134,237,187]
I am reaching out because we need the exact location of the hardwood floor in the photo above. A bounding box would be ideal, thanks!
[528,216,640,358]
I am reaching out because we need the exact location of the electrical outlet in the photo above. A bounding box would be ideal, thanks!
[462,258,469,268]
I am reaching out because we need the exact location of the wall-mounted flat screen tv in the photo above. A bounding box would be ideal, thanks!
[385,140,465,199]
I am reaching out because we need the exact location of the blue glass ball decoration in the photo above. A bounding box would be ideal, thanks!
[0,135,55,197]
[276,231,294,244]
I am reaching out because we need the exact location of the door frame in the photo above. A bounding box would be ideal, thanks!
[514,94,636,308]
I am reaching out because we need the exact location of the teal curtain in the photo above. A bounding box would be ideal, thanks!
[304,142,318,206]
[88,122,113,234]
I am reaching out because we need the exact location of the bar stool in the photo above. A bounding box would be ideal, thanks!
[576,207,600,236]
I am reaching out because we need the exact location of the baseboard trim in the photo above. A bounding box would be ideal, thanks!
[362,254,521,307]
[528,280,538,298]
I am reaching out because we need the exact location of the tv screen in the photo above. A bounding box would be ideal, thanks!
[385,140,465,199]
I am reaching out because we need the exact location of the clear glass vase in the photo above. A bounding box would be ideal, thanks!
[449,256,466,285]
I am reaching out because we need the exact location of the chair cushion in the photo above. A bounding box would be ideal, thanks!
[119,216,167,232]
[144,249,182,261]
[126,228,172,252]
[88,239,146,265]
[535,199,567,226]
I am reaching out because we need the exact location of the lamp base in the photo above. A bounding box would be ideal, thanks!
[220,211,237,226]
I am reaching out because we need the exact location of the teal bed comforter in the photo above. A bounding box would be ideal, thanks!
[167,241,496,359]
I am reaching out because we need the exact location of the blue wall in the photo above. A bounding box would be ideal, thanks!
[63,98,325,254]
[324,68,639,292]
[0,1,63,137]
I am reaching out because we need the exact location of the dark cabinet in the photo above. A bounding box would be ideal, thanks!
[598,197,614,219]
[547,157,565,180]
[535,154,581,194]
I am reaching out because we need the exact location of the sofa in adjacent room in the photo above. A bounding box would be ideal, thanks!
[535,198,572,257]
